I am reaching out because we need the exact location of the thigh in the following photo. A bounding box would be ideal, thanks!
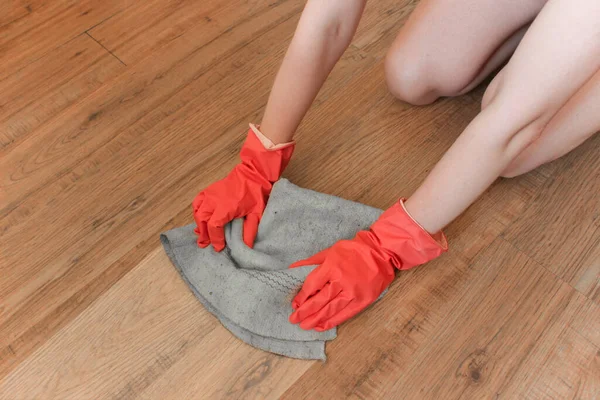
[483,0,600,135]
[387,0,547,95]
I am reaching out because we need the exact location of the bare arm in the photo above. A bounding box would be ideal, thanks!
[405,0,600,233]
[260,0,367,144]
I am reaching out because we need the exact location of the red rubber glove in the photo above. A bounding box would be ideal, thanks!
[288,199,447,331]
[192,124,294,251]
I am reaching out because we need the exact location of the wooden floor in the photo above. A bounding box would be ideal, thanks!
[1,0,598,399]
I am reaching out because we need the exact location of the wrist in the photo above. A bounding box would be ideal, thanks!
[249,124,295,150]
[370,200,448,270]
[240,125,295,183]
[399,199,447,247]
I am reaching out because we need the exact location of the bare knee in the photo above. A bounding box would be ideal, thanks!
[384,37,474,105]
[384,48,439,105]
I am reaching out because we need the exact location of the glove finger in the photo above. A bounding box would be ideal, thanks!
[289,281,341,324]
[192,191,205,213]
[242,213,260,248]
[207,211,230,252]
[288,247,330,269]
[194,221,210,248]
[290,265,330,310]
[193,201,214,247]
[299,295,352,330]
[314,300,358,331]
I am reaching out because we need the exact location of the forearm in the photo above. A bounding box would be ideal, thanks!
[404,103,543,233]
[260,0,367,144]
[404,0,600,235]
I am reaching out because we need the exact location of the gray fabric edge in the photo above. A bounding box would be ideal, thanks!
[160,234,328,360]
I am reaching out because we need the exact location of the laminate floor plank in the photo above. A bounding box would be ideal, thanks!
[2,0,598,398]
[0,0,129,81]
[503,134,600,304]
[0,248,313,400]
[0,33,126,150]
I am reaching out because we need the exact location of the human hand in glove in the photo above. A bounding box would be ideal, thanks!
[288,199,448,331]
[192,124,294,251]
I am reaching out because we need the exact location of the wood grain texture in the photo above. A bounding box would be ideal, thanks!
[0,248,312,399]
[0,0,305,377]
[501,296,599,399]
[1,0,598,398]
[280,238,593,399]
[0,33,126,149]
[503,134,600,304]
[0,0,42,28]
[88,0,243,66]
[0,248,313,399]
[0,0,129,81]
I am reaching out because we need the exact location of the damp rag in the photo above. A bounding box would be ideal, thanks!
[160,179,383,360]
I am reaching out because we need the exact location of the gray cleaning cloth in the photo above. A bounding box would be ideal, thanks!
[160,179,383,360]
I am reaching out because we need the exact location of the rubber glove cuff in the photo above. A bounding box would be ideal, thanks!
[370,199,448,270]
[241,124,295,183]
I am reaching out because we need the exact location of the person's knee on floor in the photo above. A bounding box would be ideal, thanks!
[384,35,477,105]
[384,50,439,105]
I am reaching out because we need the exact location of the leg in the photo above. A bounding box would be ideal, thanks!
[500,69,600,177]
[384,0,547,105]
[404,0,600,233]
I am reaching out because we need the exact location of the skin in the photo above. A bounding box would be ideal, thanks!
[260,0,366,144]
[258,0,600,234]
[384,0,547,104]
[402,0,600,232]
